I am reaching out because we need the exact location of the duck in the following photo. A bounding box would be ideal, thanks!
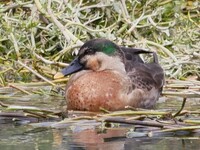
[54,39,165,111]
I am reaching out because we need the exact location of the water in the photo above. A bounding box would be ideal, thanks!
[1,123,200,150]
[0,93,200,150]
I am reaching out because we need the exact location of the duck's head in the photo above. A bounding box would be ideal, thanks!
[55,39,124,78]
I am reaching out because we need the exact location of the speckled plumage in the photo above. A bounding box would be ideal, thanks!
[58,39,165,111]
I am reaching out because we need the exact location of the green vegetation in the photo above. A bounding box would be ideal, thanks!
[0,0,199,86]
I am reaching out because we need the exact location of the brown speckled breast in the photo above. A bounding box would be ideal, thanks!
[66,71,128,111]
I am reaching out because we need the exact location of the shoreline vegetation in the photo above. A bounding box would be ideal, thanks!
[0,0,199,85]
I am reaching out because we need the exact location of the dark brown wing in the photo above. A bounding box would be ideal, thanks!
[127,52,164,92]
[145,52,165,90]
[120,47,152,72]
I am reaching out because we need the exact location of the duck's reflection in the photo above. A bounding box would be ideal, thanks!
[70,127,127,150]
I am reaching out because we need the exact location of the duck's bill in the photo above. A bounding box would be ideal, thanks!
[54,57,84,79]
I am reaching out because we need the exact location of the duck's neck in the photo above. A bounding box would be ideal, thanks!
[96,52,126,74]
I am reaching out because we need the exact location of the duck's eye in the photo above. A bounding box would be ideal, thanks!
[85,49,94,55]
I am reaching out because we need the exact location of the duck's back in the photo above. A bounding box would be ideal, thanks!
[122,49,164,108]
[120,47,152,72]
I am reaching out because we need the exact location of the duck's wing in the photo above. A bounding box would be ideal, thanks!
[145,52,165,91]
[120,47,152,72]
[147,66,164,90]
[128,52,164,92]
[120,47,152,62]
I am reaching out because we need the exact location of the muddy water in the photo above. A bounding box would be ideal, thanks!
[0,95,200,150]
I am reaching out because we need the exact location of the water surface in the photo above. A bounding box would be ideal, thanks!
[0,93,200,150]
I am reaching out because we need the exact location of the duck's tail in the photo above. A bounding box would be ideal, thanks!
[152,52,159,64]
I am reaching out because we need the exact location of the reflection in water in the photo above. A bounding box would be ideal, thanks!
[0,124,54,150]
[70,128,126,150]
[1,120,200,150]
[0,98,200,149]
[46,127,200,150]
[125,138,200,150]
